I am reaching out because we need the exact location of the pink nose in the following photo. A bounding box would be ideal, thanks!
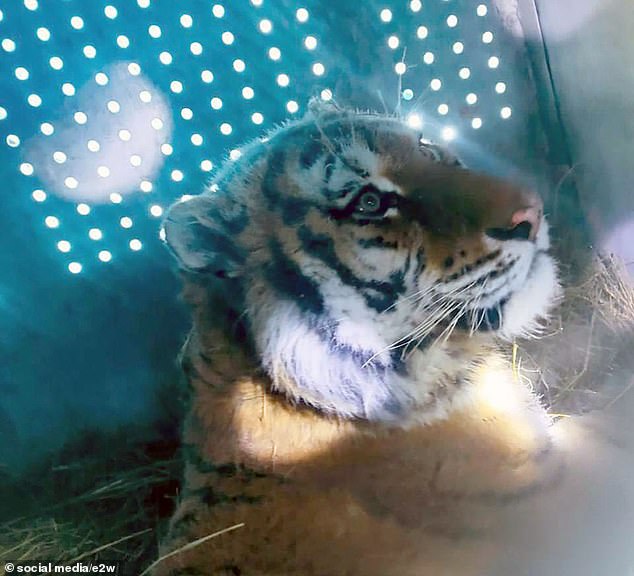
[510,203,542,242]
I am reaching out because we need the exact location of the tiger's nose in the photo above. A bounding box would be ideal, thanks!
[486,199,543,242]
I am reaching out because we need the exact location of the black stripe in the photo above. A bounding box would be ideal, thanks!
[358,236,399,249]
[298,225,405,312]
[265,239,324,314]
[299,136,326,168]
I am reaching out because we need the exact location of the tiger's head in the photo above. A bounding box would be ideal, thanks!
[164,105,560,423]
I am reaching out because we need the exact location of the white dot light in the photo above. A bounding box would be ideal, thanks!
[453,41,464,54]
[251,112,264,125]
[107,100,120,113]
[220,123,232,135]
[394,62,407,75]
[70,16,84,30]
[296,8,309,22]
[210,97,223,110]
[37,27,51,41]
[6,134,20,147]
[287,100,299,113]
[64,177,79,189]
[104,5,117,19]
[495,82,507,94]
[304,35,317,50]
[15,67,29,80]
[49,56,63,70]
[24,0,38,10]
[28,94,42,107]
[169,82,182,94]
[95,72,108,85]
[229,149,242,161]
[442,126,457,141]
[130,154,142,167]
[171,169,184,181]
[77,203,90,215]
[268,47,281,60]
[459,67,471,79]
[87,139,100,152]
[380,8,392,22]
[251,0,263,5]
[73,111,88,124]
[201,70,214,83]
[128,62,141,76]
[242,86,254,99]
[180,14,193,28]
[417,26,428,39]
[482,31,494,43]
[320,89,332,101]
[212,4,225,18]
[32,189,47,202]
[472,117,483,129]
[97,165,110,177]
[62,82,75,96]
[68,262,82,274]
[423,51,434,64]
[161,143,173,155]
[191,133,203,145]
[118,129,131,141]
[447,14,458,27]
[151,117,164,130]
[0,107,6,120]
[388,35,399,49]
[98,250,112,262]
[57,240,71,253]
[45,216,60,228]
[148,24,161,39]
[140,180,152,192]
[159,51,172,65]
[477,4,488,16]
[402,89,414,100]
[466,92,478,104]
[222,31,234,45]
[53,151,67,164]
[110,192,122,203]
[438,104,449,115]
[259,19,273,34]
[233,59,246,72]
[91,226,106,239]
[2,38,16,52]
[410,0,422,12]
[20,162,34,176]
[430,78,442,91]
[129,239,142,251]
[277,73,290,86]
[117,35,130,48]
[190,42,203,55]
[138,0,150,7]
[501,106,512,119]
[200,159,213,171]
[41,123,54,136]
[83,45,96,58]
[407,114,422,129]
[150,205,163,217]
[181,107,193,120]
[120,216,133,228]
[312,62,325,76]
[139,89,152,102]
[488,56,500,68]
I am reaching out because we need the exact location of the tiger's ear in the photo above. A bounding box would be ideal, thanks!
[162,195,244,278]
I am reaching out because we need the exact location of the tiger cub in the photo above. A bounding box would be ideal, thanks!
[151,103,630,575]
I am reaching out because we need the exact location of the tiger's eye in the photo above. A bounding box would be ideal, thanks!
[357,191,382,213]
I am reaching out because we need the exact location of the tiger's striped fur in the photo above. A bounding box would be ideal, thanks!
[154,103,565,575]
